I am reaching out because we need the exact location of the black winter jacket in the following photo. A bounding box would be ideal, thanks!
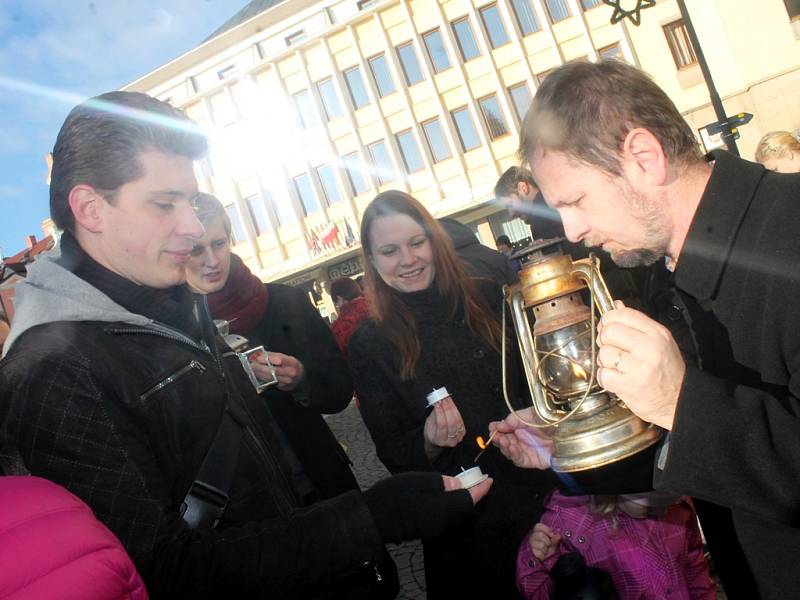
[653,151,800,599]
[0,255,384,599]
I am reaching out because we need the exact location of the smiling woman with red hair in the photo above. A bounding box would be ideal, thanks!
[348,190,554,599]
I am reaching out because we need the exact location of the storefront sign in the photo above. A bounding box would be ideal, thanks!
[327,256,363,280]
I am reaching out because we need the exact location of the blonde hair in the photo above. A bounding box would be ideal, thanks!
[754,131,800,164]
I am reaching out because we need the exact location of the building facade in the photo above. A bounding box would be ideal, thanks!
[123,0,800,313]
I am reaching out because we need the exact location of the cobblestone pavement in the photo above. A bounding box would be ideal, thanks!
[325,402,728,600]
[326,402,427,599]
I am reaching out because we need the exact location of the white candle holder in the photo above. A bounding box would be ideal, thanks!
[426,386,450,407]
[456,466,488,489]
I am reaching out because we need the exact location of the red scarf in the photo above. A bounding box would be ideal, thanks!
[206,254,269,335]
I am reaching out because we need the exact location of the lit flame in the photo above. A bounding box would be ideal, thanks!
[476,436,487,450]
[570,361,588,381]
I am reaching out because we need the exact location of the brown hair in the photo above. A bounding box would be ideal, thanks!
[360,190,501,380]
[754,131,800,164]
[519,60,702,176]
[330,277,362,303]
[50,91,207,232]
[194,192,232,238]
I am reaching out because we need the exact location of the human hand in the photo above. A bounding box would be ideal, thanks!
[363,472,493,544]
[424,397,466,450]
[257,352,304,391]
[528,522,561,561]
[488,408,553,470]
[443,473,493,504]
[596,302,685,430]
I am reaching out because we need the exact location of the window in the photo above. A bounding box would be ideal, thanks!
[217,65,237,80]
[343,152,370,195]
[209,91,236,126]
[451,107,481,151]
[544,0,571,23]
[226,205,247,244]
[344,66,370,109]
[293,173,320,215]
[396,42,424,86]
[293,89,318,129]
[316,164,343,205]
[367,140,396,185]
[368,54,396,98]
[480,4,510,48]
[245,195,271,237]
[581,0,602,9]
[423,29,452,73]
[422,119,451,163]
[285,30,306,46]
[395,130,425,173]
[510,0,539,36]
[357,0,379,9]
[478,95,509,140]
[316,78,343,120]
[452,18,481,62]
[508,83,532,123]
[663,20,697,69]
[272,195,296,226]
[598,43,622,61]
[536,68,555,85]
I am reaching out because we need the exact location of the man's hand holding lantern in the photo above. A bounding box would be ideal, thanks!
[596,302,685,431]
[488,408,554,470]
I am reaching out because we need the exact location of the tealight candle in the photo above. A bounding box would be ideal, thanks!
[426,386,451,407]
[456,466,486,489]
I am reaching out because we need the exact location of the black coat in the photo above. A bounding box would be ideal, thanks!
[0,268,384,599]
[653,151,800,599]
[439,217,518,286]
[349,279,554,599]
[244,283,358,501]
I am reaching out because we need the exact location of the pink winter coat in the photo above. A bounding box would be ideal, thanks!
[517,491,716,600]
[0,476,148,599]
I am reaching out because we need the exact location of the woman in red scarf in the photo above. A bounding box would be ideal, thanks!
[185,193,361,503]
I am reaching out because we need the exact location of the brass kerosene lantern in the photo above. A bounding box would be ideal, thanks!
[503,242,662,472]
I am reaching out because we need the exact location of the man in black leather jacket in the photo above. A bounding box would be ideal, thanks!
[0,91,491,599]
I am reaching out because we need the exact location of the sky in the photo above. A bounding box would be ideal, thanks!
[0,0,247,257]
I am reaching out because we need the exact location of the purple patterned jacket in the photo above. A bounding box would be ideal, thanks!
[517,491,716,599]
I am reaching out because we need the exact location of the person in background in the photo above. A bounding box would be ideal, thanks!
[754,130,800,173]
[348,190,554,599]
[438,217,517,286]
[0,90,490,600]
[517,490,715,599]
[493,59,800,599]
[495,234,513,257]
[186,192,359,505]
[329,276,371,360]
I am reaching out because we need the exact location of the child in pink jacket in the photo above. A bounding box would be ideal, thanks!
[517,490,716,599]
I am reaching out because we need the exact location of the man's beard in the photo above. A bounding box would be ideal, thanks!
[609,247,663,268]
[605,181,670,268]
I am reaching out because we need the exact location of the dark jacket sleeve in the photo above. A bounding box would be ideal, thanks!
[263,285,353,414]
[348,325,433,474]
[654,364,800,526]
[0,348,383,599]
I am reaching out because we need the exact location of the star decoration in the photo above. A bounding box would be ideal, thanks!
[603,0,656,26]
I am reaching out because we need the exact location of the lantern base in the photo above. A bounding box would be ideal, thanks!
[549,400,663,472]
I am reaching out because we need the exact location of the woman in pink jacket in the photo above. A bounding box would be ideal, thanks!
[517,490,716,599]
[0,476,148,599]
